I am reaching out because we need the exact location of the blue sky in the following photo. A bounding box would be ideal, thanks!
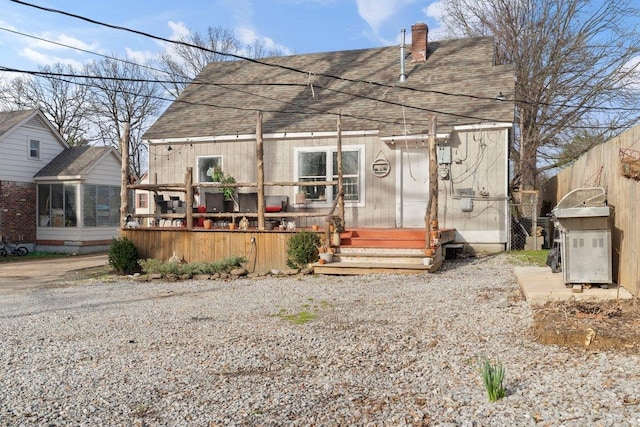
[0,0,447,72]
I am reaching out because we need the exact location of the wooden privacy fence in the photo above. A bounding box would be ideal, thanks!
[543,125,640,293]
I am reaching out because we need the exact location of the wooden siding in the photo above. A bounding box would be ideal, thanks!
[0,116,66,182]
[122,228,295,272]
[147,127,510,243]
[543,125,640,293]
[148,134,399,228]
[85,152,122,186]
[437,128,509,246]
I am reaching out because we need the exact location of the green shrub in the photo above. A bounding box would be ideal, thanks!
[139,255,247,277]
[286,231,320,269]
[108,237,139,274]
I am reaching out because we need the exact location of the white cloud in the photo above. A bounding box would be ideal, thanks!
[125,47,156,64]
[235,26,293,56]
[422,1,448,40]
[355,0,402,33]
[19,47,84,69]
[167,21,190,41]
[27,32,100,53]
[622,55,640,91]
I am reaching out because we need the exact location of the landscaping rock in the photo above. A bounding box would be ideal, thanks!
[230,268,248,277]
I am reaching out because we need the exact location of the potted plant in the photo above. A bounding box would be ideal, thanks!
[211,167,237,211]
[318,239,334,263]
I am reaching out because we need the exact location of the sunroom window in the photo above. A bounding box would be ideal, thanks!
[83,185,121,227]
[37,184,78,227]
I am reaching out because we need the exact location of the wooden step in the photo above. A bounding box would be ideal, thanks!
[313,260,442,275]
[341,228,427,249]
[334,247,427,264]
[313,228,451,275]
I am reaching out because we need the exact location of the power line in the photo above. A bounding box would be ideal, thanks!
[4,64,633,132]
[8,0,513,104]
[0,65,417,128]
[0,65,505,123]
[6,0,638,130]
[5,3,636,117]
[0,25,169,77]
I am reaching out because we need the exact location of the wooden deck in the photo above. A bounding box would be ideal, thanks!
[121,227,455,275]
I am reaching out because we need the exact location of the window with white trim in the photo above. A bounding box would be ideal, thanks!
[29,139,40,159]
[197,155,223,183]
[136,192,148,209]
[294,145,364,206]
[82,185,121,227]
[37,184,78,227]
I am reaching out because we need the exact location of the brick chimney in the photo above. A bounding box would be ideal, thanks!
[411,22,429,62]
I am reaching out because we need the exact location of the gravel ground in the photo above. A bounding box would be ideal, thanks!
[1,254,639,426]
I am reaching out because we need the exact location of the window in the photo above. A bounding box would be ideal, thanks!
[137,193,148,209]
[37,184,78,227]
[294,145,364,205]
[83,185,121,227]
[197,155,223,183]
[29,139,40,159]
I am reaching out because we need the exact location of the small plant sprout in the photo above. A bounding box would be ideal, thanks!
[481,357,506,402]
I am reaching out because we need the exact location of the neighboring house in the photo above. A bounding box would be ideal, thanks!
[0,109,121,254]
[143,23,516,252]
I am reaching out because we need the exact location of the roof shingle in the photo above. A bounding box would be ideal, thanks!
[35,146,113,178]
[144,37,515,140]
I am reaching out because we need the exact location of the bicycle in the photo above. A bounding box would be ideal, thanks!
[0,236,28,257]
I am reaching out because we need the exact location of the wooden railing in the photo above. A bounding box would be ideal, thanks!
[128,167,344,231]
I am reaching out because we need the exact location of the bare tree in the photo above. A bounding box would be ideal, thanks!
[156,26,241,98]
[86,56,165,178]
[3,64,90,145]
[441,0,640,190]
[156,26,284,98]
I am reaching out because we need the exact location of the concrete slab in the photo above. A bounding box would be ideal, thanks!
[513,266,633,304]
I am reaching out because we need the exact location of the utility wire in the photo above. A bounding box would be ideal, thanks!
[3,0,525,105]
[0,65,417,128]
[2,10,636,115]
[0,65,501,123]
[6,0,639,131]
[4,64,633,132]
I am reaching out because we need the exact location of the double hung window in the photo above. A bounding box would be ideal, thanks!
[294,145,364,205]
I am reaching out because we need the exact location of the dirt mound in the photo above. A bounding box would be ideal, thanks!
[532,299,640,353]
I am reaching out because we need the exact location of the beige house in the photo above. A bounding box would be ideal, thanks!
[143,23,515,252]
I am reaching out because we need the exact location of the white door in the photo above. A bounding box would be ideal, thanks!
[400,148,429,228]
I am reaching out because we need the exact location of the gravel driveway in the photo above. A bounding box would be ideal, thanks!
[1,254,639,426]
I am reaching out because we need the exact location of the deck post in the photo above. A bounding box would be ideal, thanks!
[185,167,193,229]
[120,121,130,224]
[426,115,438,245]
[337,113,344,226]
[256,111,265,230]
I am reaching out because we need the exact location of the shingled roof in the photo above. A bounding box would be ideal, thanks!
[144,36,515,141]
[35,146,115,178]
[0,110,39,139]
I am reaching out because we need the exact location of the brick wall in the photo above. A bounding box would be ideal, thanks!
[0,181,37,243]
